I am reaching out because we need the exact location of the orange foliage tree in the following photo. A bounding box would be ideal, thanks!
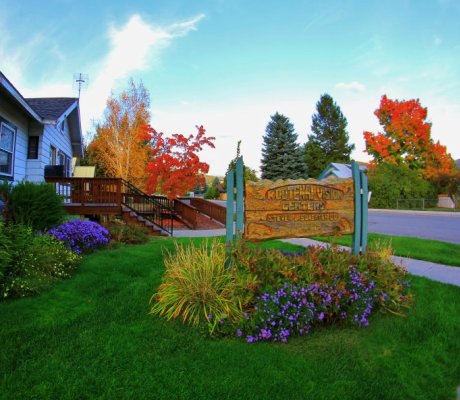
[87,79,151,189]
[363,95,456,181]
[142,125,215,199]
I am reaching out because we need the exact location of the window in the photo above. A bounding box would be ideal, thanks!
[0,121,16,177]
[50,145,57,165]
[65,155,72,177]
[58,150,65,166]
[27,136,39,159]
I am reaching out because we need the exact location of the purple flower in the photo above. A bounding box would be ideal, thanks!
[48,220,109,254]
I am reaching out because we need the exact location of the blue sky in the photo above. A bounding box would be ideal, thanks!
[1,0,459,175]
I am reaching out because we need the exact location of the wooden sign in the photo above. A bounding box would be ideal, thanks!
[244,178,354,241]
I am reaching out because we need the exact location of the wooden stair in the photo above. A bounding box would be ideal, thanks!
[121,208,167,236]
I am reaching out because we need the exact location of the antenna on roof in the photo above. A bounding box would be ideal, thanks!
[73,73,89,98]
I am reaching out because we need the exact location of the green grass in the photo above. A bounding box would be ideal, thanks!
[312,233,460,267]
[1,238,460,400]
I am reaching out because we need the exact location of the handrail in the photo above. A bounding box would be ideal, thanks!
[189,198,226,224]
[173,199,198,229]
[120,179,174,235]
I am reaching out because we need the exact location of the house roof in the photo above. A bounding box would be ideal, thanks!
[318,162,367,180]
[0,71,42,121]
[0,70,83,157]
[25,97,78,121]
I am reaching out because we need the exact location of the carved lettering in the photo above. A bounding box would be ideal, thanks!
[245,178,354,241]
[266,184,344,201]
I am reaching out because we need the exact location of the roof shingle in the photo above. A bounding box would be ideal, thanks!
[25,97,78,121]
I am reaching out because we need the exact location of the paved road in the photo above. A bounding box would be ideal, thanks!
[369,210,460,244]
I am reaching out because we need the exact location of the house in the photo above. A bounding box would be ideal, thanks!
[318,162,367,180]
[0,71,83,183]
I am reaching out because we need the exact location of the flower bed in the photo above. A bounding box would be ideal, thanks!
[151,240,412,343]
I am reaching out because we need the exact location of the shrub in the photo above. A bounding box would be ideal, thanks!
[368,163,436,209]
[8,181,67,231]
[0,223,80,299]
[48,220,110,254]
[150,240,243,334]
[106,220,150,245]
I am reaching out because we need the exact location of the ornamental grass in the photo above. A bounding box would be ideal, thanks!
[150,240,243,334]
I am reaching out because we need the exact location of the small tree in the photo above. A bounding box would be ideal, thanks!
[143,125,215,199]
[204,177,220,199]
[260,113,307,180]
[87,79,151,189]
[305,94,354,178]
[223,141,258,189]
[364,95,456,183]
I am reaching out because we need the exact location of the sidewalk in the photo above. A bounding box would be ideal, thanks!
[173,229,460,287]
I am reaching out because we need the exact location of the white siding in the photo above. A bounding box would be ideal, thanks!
[25,122,45,182]
[0,97,29,183]
[1,93,76,183]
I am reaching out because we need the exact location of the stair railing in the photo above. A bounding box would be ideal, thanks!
[120,179,174,235]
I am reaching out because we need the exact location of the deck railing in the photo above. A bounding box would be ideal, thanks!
[173,199,198,229]
[45,177,174,235]
[189,198,226,224]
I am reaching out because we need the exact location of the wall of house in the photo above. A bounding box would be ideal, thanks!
[24,121,45,183]
[39,118,73,175]
[0,96,29,183]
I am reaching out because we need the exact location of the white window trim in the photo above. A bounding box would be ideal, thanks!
[0,121,16,178]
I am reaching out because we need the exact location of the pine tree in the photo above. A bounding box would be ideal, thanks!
[305,94,355,178]
[260,113,307,180]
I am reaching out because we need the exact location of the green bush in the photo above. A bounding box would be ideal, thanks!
[204,186,219,199]
[0,223,80,300]
[8,181,67,231]
[368,163,436,208]
[106,220,150,245]
[150,240,244,334]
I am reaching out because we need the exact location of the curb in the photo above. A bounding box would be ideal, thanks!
[370,209,460,217]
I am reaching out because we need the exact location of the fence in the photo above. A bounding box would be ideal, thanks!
[396,198,439,210]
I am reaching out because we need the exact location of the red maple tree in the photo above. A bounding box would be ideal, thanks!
[142,125,215,199]
[363,95,455,180]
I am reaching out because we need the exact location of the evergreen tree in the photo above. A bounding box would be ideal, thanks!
[260,113,307,180]
[305,94,355,178]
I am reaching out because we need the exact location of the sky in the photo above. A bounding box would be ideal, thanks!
[1,0,459,176]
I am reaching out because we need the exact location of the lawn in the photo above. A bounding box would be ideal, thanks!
[313,233,460,267]
[1,238,459,400]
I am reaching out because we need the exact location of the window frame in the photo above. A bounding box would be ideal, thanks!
[0,120,17,179]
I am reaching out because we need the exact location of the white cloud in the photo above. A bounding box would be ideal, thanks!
[2,14,205,138]
[80,13,205,136]
[335,81,366,92]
